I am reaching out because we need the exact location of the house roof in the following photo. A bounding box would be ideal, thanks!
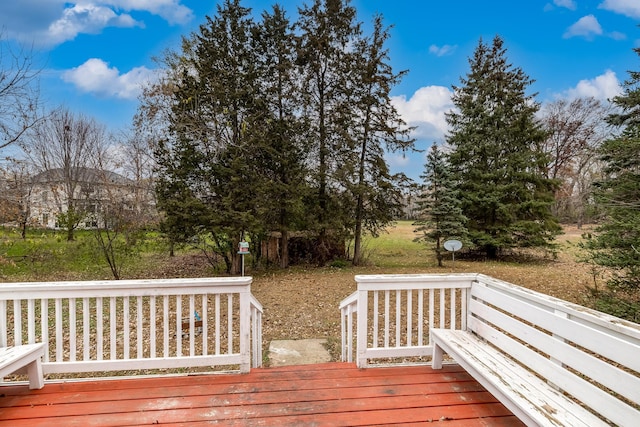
[31,167,133,186]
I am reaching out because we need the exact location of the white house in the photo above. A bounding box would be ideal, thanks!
[29,167,155,229]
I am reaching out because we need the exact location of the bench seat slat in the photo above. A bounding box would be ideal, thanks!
[431,328,606,427]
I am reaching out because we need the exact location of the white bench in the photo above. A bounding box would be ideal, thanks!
[431,278,640,427]
[0,343,45,389]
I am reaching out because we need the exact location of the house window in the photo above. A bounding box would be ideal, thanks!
[42,213,49,226]
[42,191,48,203]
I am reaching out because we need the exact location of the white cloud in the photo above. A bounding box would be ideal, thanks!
[429,44,457,57]
[554,0,577,10]
[106,0,193,25]
[47,3,142,45]
[391,86,454,141]
[0,1,193,47]
[599,0,640,19]
[562,70,622,101]
[62,58,157,99]
[563,15,603,39]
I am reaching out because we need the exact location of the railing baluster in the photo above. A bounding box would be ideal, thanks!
[41,298,49,362]
[123,297,130,359]
[347,306,353,362]
[201,295,207,356]
[461,288,468,330]
[227,294,233,354]
[55,298,63,361]
[163,295,169,358]
[384,290,390,348]
[27,299,35,344]
[150,296,156,358]
[13,300,22,345]
[429,289,435,344]
[189,295,195,357]
[395,290,401,347]
[215,294,220,355]
[110,297,116,360]
[407,290,413,347]
[137,296,143,359]
[418,289,424,346]
[176,295,182,358]
[69,298,76,361]
[439,288,446,327]
[83,297,90,361]
[450,288,456,330]
[373,291,379,348]
[96,297,103,361]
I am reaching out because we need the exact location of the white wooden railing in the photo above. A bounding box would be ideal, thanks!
[0,277,263,379]
[340,274,474,367]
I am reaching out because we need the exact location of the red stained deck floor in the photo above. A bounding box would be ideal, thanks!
[0,362,524,426]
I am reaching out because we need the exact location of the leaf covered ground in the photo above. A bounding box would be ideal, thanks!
[144,223,596,361]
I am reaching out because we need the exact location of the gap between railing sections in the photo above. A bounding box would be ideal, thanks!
[0,277,263,379]
[340,274,476,367]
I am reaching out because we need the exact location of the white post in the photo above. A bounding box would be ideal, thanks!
[356,289,369,368]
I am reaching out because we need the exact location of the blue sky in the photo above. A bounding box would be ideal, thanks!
[1,0,639,180]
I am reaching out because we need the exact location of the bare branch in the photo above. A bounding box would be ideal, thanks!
[0,31,46,150]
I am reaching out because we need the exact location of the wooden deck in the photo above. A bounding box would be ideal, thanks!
[0,362,524,426]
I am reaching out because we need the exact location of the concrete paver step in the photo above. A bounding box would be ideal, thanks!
[268,339,331,366]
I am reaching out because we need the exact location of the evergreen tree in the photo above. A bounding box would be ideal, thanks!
[345,14,415,265]
[252,5,309,268]
[582,43,640,319]
[414,145,467,267]
[148,0,421,270]
[446,36,560,259]
[156,0,259,274]
[296,0,360,264]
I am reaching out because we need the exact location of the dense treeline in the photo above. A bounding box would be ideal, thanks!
[142,0,414,273]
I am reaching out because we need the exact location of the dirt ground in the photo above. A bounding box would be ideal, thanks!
[149,225,597,361]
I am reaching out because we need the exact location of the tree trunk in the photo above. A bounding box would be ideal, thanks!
[280,230,289,269]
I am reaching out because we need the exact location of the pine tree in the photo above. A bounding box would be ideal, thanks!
[582,43,640,319]
[296,0,360,264]
[156,0,259,274]
[446,36,560,259]
[249,5,309,267]
[414,145,467,267]
[345,14,415,265]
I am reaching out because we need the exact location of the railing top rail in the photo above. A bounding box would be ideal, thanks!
[249,294,264,313]
[0,276,253,299]
[339,291,358,310]
[354,273,477,290]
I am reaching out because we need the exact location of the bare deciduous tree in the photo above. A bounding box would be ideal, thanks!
[0,32,45,150]
[539,97,611,225]
[21,108,107,240]
[87,127,159,279]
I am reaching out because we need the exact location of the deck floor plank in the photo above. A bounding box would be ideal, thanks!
[0,362,525,426]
